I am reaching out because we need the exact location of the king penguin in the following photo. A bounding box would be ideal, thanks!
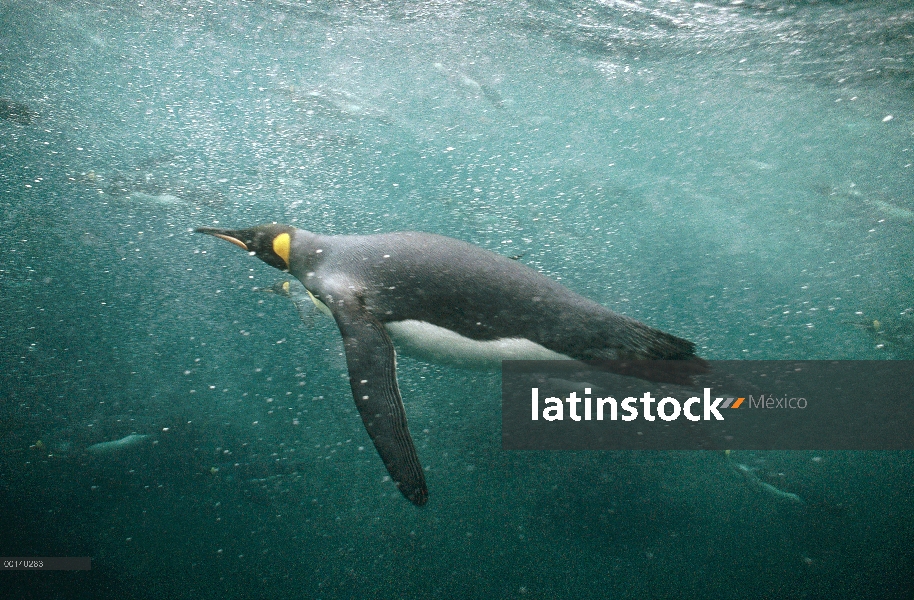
[196,224,707,506]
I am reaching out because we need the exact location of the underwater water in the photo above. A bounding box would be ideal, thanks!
[1,0,913,597]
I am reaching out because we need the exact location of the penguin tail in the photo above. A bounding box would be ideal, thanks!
[592,323,709,385]
[634,327,703,362]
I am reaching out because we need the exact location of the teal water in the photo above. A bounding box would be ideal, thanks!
[1,0,912,597]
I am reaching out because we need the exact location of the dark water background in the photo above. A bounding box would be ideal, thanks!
[2,0,913,597]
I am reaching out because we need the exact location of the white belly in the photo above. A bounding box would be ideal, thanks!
[384,319,570,367]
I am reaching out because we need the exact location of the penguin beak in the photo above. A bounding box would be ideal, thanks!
[195,227,249,251]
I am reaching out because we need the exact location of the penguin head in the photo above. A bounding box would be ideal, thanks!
[196,223,296,271]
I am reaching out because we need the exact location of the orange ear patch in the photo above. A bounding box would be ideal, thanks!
[272,232,291,267]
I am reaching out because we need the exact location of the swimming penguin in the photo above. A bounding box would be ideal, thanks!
[724,451,805,505]
[86,434,152,455]
[196,224,707,506]
[0,98,36,125]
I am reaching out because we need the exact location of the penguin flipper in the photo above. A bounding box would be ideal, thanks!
[330,298,428,506]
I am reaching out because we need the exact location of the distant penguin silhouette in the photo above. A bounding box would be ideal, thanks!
[0,98,36,125]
